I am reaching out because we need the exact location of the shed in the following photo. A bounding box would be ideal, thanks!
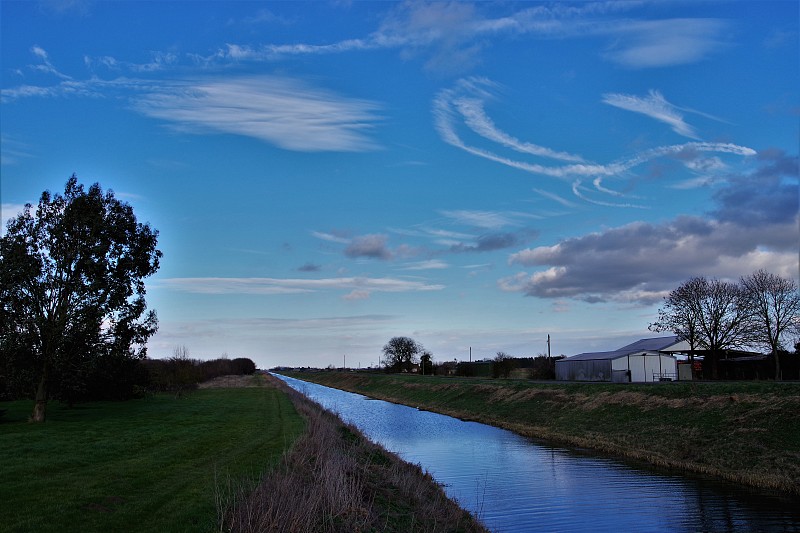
[556,336,681,382]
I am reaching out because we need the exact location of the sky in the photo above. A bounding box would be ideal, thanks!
[1,1,798,370]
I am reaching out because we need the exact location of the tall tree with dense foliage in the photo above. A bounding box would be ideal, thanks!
[740,270,800,380]
[382,336,421,373]
[0,176,161,421]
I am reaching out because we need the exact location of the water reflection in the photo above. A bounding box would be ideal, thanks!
[277,374,800,533]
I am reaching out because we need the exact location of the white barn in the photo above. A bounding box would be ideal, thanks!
[556,336,685,383]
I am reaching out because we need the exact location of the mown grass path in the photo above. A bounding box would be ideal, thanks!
[284,372,800,496]
[0,381,304,532]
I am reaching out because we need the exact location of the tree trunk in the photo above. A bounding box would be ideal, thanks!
[774,350,782,381]
[31,363,49,423]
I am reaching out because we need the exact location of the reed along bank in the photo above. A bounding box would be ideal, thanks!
[280,372,800,496]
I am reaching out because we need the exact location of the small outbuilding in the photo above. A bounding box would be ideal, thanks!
[556,336,684,383]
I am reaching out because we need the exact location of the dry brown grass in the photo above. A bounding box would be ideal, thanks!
[198,374,264,389]
[218,375,487,533]
[286,372,800,496]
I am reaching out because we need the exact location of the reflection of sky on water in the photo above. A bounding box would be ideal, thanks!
[279,375,800,533]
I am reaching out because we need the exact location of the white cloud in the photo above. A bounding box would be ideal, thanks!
[343,290,371,301]
[439,209,515,229]
[312,230,351,244]
[602,90,698,139]
[158,276,445,294]
[505,213,799,305]
[201,4,729,73]
[1,203,28,237]
[601,19,731,68]
[532,188,577,208]
[133,76,382,152]
[401,260,450,271]
[571,180,648,209]
[433,78,756,207]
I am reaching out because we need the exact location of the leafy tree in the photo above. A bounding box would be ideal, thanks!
[0,176,161,421]
[419,350,433,375]
[382,336,421,373]
[740,270,800,380]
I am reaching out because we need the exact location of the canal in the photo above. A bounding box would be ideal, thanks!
[275,374,800,532]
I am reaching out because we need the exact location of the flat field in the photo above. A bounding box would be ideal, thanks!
[0,379,304,533]
[283,372,800,496]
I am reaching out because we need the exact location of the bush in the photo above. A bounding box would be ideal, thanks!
[141,356,258,392]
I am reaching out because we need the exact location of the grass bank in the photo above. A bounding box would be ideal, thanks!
[0,375,304,533]
[223,374,486,532]
[282,372,800,496]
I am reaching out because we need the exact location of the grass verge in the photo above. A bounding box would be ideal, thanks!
[0,377,304,533]
[221,374,487,533]
[282,372,800,496]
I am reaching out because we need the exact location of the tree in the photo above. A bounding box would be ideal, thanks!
[741,270,800,380]
[492,351,517,378]
[693,278,756,379]
[420,350,433,375]
[652,276,754,379]
[382,336,421,373]
[650,277,706,377]
[0,176,161,421]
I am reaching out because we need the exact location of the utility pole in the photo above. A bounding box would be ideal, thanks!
[547,334,551,359]
[469,346,472,363]
[343,354,346,369]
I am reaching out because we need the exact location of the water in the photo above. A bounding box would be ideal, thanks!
[275,374,800,532]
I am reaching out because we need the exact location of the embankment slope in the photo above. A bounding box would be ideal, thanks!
[282,372,800,496]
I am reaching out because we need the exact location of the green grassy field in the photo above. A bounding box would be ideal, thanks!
[0,382,304,533]
[284,372,800,495]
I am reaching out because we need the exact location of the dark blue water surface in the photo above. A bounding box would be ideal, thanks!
[275,374,800,533]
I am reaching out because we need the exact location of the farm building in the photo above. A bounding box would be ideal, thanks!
[556,336,685,382]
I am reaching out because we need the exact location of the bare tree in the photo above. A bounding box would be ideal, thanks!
[650,277,705,376]
[382,337,421,373]
[492,351,517,379]
[741,270,800,380]
[652,276,754,379]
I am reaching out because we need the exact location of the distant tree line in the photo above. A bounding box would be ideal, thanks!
[380,336,562,380]
[0,346,257,402]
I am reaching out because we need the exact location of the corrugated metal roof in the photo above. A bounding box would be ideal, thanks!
[563,336,681,362]
[616,336,680,353]
[565,350,627,361]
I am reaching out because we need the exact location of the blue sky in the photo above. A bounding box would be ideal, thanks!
[2,1,798,369]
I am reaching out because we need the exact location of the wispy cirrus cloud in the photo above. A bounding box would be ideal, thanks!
[201,3,732,72]
[599,18,732,68]
[4,48,383,153]
[30,45,72,80]
[532,188,578,208]
[433,77,756,207]
[602,90,699,139]
[401,260,450,271]
[439,208,518,229]
[311,230,351,244]
[133,76,382,152]
[158,276,444,295]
